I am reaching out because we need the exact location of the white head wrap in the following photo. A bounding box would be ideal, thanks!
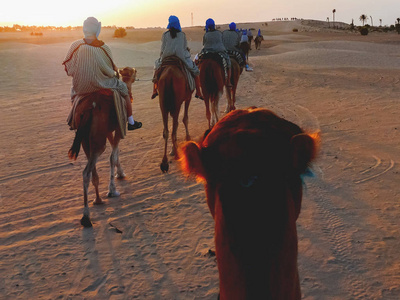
[83,17,101,38]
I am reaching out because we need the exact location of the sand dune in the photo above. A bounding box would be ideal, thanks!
[1,21,400,299]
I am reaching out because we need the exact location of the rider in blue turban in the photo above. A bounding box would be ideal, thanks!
[229,22,236,31]
[167,15,181,31]
[152,15,203,100]
[205,18,215,32]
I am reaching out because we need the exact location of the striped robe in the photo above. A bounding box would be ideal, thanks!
[63,39,128,137]
[62,39,128,98]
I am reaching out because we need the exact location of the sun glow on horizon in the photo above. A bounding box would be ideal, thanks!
[1,0,148,27]
[1,0,399,28]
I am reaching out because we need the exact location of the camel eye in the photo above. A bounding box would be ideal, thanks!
[240,175,258,188]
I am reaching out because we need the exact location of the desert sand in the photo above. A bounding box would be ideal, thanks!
[0,20,400,299]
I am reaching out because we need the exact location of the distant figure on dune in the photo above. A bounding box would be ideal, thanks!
[63,16,142,131]
[152,15,203,100]
[180,107,318,299]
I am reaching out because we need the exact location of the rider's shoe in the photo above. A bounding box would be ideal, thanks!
[128,122,142,130]
[245,65,253,72]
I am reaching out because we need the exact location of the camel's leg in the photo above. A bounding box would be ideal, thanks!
[204,97,212,129]
[225,86,233,113]
[81,155,98,227]
[160,111,169,173]
[170,112,180,159]
[183,99,191,141]
[92,166,104,204]
[108,132,125,179]
[231,85,237,111]
[108,146,121,198]
[211,97,219,127]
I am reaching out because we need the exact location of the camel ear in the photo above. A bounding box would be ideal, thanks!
[179,141,206,181]
[290,132,319,174]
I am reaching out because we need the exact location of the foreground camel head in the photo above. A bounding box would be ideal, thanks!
[180,108,318,299]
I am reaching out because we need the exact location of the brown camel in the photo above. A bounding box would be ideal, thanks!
[254,35,264,50]
[157,56,192,173]
[240,41,250,62]
[225,55,243,113]
[198,53,226,128]
[68,67,136,227]
[179,107,319,299]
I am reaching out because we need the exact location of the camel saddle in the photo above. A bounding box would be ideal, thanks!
[154,55,191,91]
[67,89,127,138]
[198,51,225,67]
[198,51,229,83]
[227,50,245,68]
[155,56,186,81]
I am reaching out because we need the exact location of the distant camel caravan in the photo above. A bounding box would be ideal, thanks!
[198,53,226,128]
[179,107,319,299]
[68,67,137,227]
[157,56,193,173]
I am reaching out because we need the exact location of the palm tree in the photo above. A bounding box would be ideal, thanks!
[397,18,400,24]
[359,14,368,26]
[379,19,382,27]
[370,16,373,27]
[332,9,336,27]
[327,17,330,27]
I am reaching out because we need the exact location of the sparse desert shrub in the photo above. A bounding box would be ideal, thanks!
[292,28,298,32]
[396,24,400,34]
[359,27,369,35]
[114,27,127,38]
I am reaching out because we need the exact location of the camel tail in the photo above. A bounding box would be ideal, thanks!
[68,113,92,160]
[68,128,84,160]
[205,67,220,99]
[164,76,176,116]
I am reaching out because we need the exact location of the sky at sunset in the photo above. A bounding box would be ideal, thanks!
[1,0,399,28]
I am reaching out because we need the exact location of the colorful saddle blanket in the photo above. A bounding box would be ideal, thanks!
[198,51,229,81]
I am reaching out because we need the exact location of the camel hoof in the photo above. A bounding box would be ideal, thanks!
[160,162,169,173]
[107,191,120,198]
[116,173,126,179]
[93,199,104,205]
[81,215,93,228]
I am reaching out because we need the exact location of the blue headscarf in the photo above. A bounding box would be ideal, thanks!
[229,22,236,31]
[205,18,215,32]
[258,29,261,36]
[167,15,181,31]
